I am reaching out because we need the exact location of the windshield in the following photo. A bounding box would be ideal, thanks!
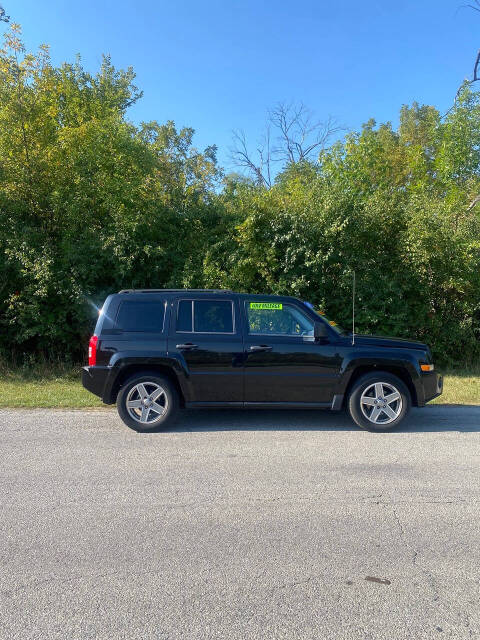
[303,301,349,336]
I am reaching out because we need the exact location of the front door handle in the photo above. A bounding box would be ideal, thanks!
[249,345,272,352]
[176,343,198,350]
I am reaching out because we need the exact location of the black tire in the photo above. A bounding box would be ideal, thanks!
[347,371,411,431]
[116,372,179,432]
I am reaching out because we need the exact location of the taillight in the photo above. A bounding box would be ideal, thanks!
[88,335,98,366]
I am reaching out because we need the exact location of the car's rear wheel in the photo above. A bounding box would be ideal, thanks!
[116,373,179,431]
[347,372,411,431]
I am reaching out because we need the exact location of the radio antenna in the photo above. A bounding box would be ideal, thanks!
[352,270,355,346]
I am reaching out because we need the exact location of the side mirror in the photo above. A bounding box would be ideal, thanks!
[314,321,329,340]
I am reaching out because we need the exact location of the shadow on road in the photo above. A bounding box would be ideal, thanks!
[163,404,480,434]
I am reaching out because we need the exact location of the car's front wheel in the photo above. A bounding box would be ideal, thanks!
[347,372,411,431]
[116,373,179,431]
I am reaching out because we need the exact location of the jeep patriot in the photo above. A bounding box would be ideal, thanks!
[82,289,443,431]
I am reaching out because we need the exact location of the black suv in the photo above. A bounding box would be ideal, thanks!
[82,289,443,431]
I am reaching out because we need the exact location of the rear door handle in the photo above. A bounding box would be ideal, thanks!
[176,343,198,350]
[249,345,272,352]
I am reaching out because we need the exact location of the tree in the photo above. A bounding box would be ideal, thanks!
[1,20,480,367]
[0,24,221,361]
[230,102,341,187]
[206,98,480,365]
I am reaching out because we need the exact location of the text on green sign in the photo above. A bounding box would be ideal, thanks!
[249,302,283,310]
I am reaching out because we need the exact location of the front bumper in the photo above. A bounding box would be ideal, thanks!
[422,372,443,404]
[82,366,110,401]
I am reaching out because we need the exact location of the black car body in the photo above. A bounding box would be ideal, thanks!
[82,289,443,431]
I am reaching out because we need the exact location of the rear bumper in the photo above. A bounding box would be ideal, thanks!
[82,366,110,401]
[421,372,443,404]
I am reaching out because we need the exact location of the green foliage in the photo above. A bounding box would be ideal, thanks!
[0,24,479,366]
[202,100,480,365]
[0,25,222,359]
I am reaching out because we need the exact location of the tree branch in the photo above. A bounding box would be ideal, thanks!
[230,129,270,187]
[230,102,342,185]
[467,194,480,210]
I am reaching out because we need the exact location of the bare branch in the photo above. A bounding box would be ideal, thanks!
[230,102,342,186]
[473,49,480,80]
[443,4,480,118]
[269,102,342,164]
[229,129,271,187]
[464,1,480,12]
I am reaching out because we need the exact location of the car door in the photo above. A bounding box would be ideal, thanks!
[169,296,244,405]
[243,299,341,405]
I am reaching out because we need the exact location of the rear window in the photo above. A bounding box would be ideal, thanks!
[115,300,165,332]
[176,300,234,333]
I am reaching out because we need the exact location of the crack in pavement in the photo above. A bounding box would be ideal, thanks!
[371,494,440,603]
[372,497,479,637]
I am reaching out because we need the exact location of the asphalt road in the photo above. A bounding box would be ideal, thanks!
[1,406,480,640]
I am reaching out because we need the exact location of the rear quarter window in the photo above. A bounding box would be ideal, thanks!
[176,299,234,333]
[115,300,165,332]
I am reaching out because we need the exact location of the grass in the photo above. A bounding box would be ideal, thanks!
[0,363,478,409]
[0,378,104,408]
[431,370,480,406]
[0,363,104,409]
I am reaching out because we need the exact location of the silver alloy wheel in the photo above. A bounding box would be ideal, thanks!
[126,381,168,425]
[360,381,403,425]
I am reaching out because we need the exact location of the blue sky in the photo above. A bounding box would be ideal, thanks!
[4,1,479,171]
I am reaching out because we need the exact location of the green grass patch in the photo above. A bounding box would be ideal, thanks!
[0,364,478,409]
[0,364,104,408]
[432,370,480,406]
[0,378,104,408]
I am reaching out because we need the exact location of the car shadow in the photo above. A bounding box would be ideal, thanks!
[160,404,480,434]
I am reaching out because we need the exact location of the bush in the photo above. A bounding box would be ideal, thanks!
[0,25,479,367]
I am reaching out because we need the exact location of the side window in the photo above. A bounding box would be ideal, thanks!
[115,301,165,332]
[176,300,234,333]
[177,300,193,332]
[246,302,314,336]
[194,300,233,333]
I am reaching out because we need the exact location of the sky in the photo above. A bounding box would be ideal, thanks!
[3,1,479,172]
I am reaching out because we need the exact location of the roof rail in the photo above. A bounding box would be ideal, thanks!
[118,288,235,294]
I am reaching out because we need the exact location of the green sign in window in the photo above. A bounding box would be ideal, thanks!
[249,302,283,310]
